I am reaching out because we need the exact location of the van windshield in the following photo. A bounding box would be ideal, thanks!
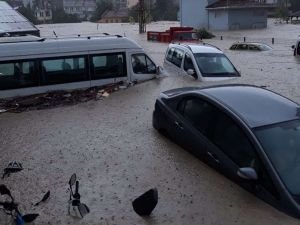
[194,53,239,77]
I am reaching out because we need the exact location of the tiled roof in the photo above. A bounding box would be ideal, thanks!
[102,8,128,18]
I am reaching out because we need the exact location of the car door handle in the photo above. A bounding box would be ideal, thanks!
[174,121,184,130]
[207,152,220,164]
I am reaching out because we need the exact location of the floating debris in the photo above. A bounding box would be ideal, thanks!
[0,82,124,113]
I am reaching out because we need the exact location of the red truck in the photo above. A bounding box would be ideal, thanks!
[147,27,200,43]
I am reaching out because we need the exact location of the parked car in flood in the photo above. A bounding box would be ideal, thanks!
[153,84,300,218]
[163,43,240,81]
[229,42,272,51]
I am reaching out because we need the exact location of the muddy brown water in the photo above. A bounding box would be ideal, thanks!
[1,20,300,224]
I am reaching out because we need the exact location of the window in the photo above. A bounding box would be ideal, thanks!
[0,60,38,90]
[297,42,300,55]
[91,52,126,79]
[41,56,87,85]
[132,54,156,74]
[178,97,217,137]
[236,44,248,50]
[183,54,195,72]
[194,53,238,77]
[166,48,183,68]
[248,45,260,51]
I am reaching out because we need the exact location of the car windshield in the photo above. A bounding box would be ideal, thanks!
[255,120,300,195]
[193,53,239,77]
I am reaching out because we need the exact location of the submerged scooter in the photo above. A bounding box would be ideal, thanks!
[0,184,39,225]
[67,174,90,218]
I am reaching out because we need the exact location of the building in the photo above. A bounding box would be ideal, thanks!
[63,0,96,19]
[180,0,275,30]
[0,1,40,36]
[34,0,52,23]
[98,8,128,23]
[114,0,127,9]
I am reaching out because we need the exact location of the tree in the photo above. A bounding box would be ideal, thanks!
[151,0,178,21]
[52,9,81,23]
[17,5,38,24]
[90,0,113,22]
[290,0,300,12]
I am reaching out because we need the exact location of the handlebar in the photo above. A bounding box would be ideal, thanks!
[0,201,18,211]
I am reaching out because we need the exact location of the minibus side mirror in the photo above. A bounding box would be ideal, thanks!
[156,66,163,75]
[292,45,295,49]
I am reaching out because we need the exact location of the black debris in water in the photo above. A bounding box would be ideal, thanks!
[0,82,124,113]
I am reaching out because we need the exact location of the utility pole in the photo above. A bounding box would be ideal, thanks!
[138,0,146,33]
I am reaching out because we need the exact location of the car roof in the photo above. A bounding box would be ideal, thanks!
[200,85,300,128]
[164,85,300,128]
[231,42,269,46]
[169,43,223,54]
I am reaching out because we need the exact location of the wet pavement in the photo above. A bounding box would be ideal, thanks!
[1,20,300,224]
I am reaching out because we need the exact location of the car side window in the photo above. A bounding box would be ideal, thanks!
[212,110,279,197]
[178,97,278,198]
[237,44,248,50]
[166,47,184,68]
[178,97,217,137]
[212,111,256,167]
[183,54,195,72]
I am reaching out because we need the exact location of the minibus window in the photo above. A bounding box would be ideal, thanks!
[41,56,88,85]
[0,61,38,90]
[132,54,156,74]
[91,52,126,79]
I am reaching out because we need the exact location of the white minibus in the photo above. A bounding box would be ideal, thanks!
[0,35,160,98]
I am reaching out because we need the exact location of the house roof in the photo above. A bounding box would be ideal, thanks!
[291,11,300,17]
[0,1,39,36]
[206,0,274,10]
[101,8,128,19]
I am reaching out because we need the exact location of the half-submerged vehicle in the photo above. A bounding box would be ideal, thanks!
[153,84,300,218]
[0,35,161,98]
[164,43,240,81]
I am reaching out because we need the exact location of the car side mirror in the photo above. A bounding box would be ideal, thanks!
[237,167,258,180]
[187,69,195,76]
[292,45,295,49]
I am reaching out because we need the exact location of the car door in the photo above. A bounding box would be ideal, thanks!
[163,47,184,76]
[167,96,220,159]
[208,109,280,204]
[183,53,198,79]
[130,53,157,82]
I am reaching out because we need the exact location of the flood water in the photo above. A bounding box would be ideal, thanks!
[1,20,300,225]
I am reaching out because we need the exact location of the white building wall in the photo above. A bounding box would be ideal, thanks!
[180,0,218,29]
[208,10,229,30]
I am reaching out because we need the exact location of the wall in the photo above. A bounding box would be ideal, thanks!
[208,10,228,30]
[180,0,208,28]
[228,8,267,30]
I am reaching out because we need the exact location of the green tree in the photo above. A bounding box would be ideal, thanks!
[151,0,178,21]
[90,0,113,22]
[290,0,300,12]
[17,5,38,24]
[52,9,81,23]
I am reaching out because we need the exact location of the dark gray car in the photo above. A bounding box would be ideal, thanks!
[153,84,300,218]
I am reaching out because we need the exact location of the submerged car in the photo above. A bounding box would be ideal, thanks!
[163,43,240,81]
[229,42,272,51]
[153,84,300,218]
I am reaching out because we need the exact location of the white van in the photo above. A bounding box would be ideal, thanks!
[0,35,160,98]
[164,43,240,81]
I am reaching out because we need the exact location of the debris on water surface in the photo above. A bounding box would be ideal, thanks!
[0,82,124,113]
